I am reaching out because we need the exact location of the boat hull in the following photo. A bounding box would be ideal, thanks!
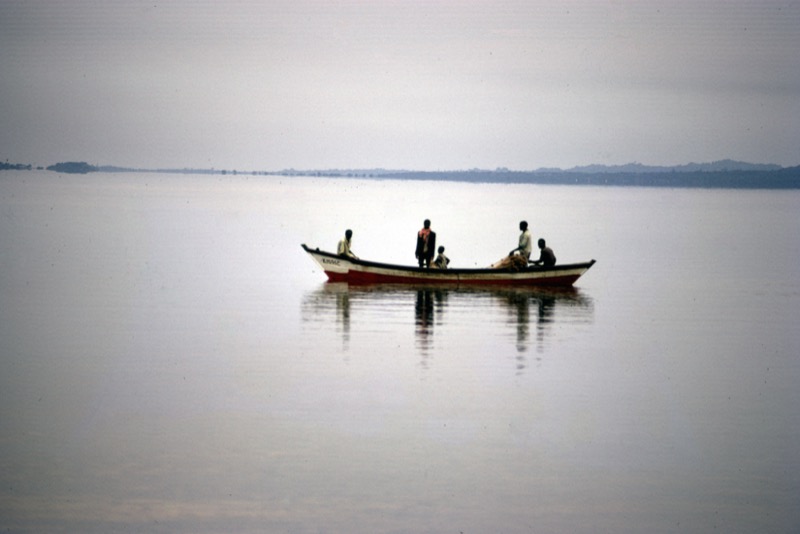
[302,245,595,286]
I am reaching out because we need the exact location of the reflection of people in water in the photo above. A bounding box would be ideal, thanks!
[333,288,351,350]
[534,293,556,356]
[415,290,435,357]
[536,294,556,324]
[302,284,591,373]
[506,291,531,366]
[414,288,448,364]
[503,289,559,368]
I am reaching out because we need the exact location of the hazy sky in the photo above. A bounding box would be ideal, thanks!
[1,0,798,170]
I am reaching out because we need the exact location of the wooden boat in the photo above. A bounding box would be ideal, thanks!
[302,244,596,286]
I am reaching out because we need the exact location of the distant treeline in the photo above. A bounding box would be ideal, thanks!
[1,161,34,171]
[4,159,800,188]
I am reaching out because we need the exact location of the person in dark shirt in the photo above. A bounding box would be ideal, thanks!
[531,238,556,266]
[415,219,436,268]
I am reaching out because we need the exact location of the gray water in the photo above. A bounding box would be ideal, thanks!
[1,171,798,533]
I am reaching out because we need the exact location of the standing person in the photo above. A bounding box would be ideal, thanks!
[337,229,358,258]
[531,238,556,266]
[415,219,436,268]
[509,220,532,260]
[433,246,450,269]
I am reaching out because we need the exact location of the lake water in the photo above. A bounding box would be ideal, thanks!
[1,171,799,533]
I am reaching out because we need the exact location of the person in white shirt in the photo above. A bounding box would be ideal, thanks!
[337,229,358,258]
[509,220,532,260]
[433,246,450,269]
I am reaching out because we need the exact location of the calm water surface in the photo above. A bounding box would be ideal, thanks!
[1,171,799,533]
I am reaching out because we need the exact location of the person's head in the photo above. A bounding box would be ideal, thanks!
[519,221,528,231]
[538,238,546,248]
[438,246,444,253]
[424,219,431,229]
[345,229,352,239]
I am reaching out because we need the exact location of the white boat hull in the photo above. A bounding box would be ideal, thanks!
[302,245,595,287]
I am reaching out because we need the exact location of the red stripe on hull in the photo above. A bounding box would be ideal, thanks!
[324,270,581,286]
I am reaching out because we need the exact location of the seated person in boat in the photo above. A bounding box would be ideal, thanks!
[433,246,450,269]
[509,220,532,260]
[531,238,556,266]
[337,229,358,259]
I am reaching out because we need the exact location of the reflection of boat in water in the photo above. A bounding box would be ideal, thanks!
[302,244,595,286]
[301,282,594,367]
[303,282,592,304]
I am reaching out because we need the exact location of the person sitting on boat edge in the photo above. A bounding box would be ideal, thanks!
[433,246,450,269]
[415,219,436,268]
[530,238,556,266]
[509,220,532,260]
[337,229,358,259]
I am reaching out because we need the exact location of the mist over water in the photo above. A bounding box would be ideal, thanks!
[1,171,799,532]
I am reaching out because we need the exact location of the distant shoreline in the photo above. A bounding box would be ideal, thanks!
[375,168,800,189]
[3,160,799,189]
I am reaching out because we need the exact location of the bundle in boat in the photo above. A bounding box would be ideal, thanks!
[490,255,529,271]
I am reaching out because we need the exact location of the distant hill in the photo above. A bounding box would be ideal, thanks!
[564,160,782,174]
[277,160,784,177]
[46,161,98,174]
[377,165,800,189]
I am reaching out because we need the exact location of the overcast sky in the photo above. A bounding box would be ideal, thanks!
[1,0,798,171]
